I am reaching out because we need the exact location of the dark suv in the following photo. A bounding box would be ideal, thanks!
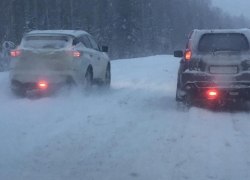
[174,29,250,105]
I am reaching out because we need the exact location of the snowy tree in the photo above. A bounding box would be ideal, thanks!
[0,0,249,58]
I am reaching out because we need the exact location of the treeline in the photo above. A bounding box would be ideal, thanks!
[0,0,249,59]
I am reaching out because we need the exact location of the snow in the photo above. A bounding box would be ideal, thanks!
[27,30,89,38]
[1,55,250,180]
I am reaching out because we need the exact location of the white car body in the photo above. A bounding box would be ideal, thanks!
[10,30,110,92]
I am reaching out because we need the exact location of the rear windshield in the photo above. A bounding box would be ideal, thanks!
[198,33,249,52]
[22,36,70,49]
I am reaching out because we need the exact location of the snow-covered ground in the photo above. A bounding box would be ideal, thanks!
[1,55,250,180]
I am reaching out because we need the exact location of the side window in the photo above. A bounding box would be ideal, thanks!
[88,36,99,51]
[185,30,194,49]
[73,38,80,46]
[79,36,92,49]
[185,39,191,49]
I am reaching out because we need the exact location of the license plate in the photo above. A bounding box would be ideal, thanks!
[229,92,239,96]
[210,66,238,74]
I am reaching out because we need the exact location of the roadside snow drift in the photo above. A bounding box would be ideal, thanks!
[1,55,250,180]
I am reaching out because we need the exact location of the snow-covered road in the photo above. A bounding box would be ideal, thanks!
[1,55,250,180]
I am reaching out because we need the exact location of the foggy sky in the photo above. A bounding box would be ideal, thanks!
[212,0,250,18]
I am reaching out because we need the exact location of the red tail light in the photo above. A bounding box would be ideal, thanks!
[184,50,192,61]
[206,89,218,100]
[72,50,81,58]
[38,81,48,90]
[10,50,21,57]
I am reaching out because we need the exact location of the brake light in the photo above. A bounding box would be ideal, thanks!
[206,89,218,100]
[38,81,48,90]
[185,50,192,61]
[72,50,81,58]
[10,50,21,57]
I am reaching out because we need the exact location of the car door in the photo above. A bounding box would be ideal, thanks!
[80,35,101,78]
[87,35,107,78]
[72,36,92,81]
[71,37,85,82]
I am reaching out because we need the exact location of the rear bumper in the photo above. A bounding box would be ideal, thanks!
[182,71,250,84]
[184,85,250,101]
[11,80,59,93]
[10,70,74,94]
[10,70,74,84]
[181,71,250,100]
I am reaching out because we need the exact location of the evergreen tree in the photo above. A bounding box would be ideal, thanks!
[0,0,249,58]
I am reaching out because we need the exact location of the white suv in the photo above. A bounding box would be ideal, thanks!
[10,30,111,95]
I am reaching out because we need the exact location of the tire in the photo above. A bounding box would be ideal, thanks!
[0,63,4,72]
[176,74,184,102]
[176,86,183,102]
[10,81,26,97]
[103,64,111,87]
[83,67,93,89]
[11,86,26,97]
[183,93,193,107]
[242,101,250,112]
[176,101,190,112]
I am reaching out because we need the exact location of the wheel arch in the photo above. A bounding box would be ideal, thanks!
[107,62,111,70]
[87,65,93,75]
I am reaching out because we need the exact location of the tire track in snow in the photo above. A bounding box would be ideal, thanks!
[1,56,250,180]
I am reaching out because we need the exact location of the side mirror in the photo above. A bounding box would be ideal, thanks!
[174,50,183,58]
[101,46,109,53]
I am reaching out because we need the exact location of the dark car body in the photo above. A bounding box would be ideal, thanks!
[174,29,250,105]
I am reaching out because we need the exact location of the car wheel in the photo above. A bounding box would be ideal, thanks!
[176,92,191,111]
[0,64,4,72]
[176,75,184,102]
[83,67,93,89]
[243,101,250,111]
[183,93,193,108]
[176,87,183,102]
[11,87,26,97]
[103,65,111,87]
